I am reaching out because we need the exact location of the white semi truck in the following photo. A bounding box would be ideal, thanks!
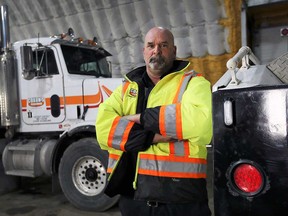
[0,5,122,211]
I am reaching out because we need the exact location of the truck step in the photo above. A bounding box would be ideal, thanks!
[6,170,36,177]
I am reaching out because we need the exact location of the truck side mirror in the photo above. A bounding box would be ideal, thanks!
[21,45,35,80]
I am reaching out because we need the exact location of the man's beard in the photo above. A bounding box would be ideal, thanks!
[148,55,166,71]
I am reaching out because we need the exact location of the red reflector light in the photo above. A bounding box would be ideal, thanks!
[233,164,263,193]
[281,28,288,36]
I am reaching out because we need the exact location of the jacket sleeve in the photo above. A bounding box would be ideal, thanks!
[96,85,154,152]
[140,76,212,143]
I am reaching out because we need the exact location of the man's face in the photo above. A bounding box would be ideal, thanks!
[143,29,176,76]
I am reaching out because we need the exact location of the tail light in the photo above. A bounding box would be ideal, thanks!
[280,27,288,37]
[234,164,262,193]
[227,160,267,196]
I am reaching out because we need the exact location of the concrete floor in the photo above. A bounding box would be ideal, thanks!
[0,176,121,216]
[0,148,214,216]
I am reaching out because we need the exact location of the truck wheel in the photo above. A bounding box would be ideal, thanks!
[58,137,119,211]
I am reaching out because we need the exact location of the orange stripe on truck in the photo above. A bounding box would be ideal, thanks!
[21,85,110,108]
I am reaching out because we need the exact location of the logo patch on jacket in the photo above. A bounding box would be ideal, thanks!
[129,88,138,97]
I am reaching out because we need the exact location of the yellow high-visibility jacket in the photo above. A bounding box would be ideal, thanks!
[96,60,212,203]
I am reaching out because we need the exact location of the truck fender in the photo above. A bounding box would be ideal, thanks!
[51,125,96,173]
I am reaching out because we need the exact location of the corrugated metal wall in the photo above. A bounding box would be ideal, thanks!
[186,0,242,85]
[0,0,242,85]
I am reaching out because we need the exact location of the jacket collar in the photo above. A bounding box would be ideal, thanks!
[125,60,189,82]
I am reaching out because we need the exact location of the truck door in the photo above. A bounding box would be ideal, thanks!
[22,46,66,125]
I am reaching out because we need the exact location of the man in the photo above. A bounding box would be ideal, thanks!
[96,27,212,216]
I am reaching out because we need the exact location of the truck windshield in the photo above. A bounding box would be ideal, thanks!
[61,45,111,78]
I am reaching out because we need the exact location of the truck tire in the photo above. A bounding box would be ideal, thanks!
[58,137,119,211]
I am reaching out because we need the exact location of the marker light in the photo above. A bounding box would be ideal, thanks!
[78,37,83,43]
[233,163,263,194]
[224,99,233,126]
[280,28,288,37]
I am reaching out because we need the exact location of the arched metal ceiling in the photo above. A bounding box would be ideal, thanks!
[0,0,232,78]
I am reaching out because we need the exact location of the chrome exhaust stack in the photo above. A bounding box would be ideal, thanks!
[0,4,20,134]
[0,4,10,51]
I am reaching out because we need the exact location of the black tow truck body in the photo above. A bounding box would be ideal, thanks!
[212,46,288,216]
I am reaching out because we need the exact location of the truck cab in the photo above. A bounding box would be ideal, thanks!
[0,5,122,212]
[13,36,120,133]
